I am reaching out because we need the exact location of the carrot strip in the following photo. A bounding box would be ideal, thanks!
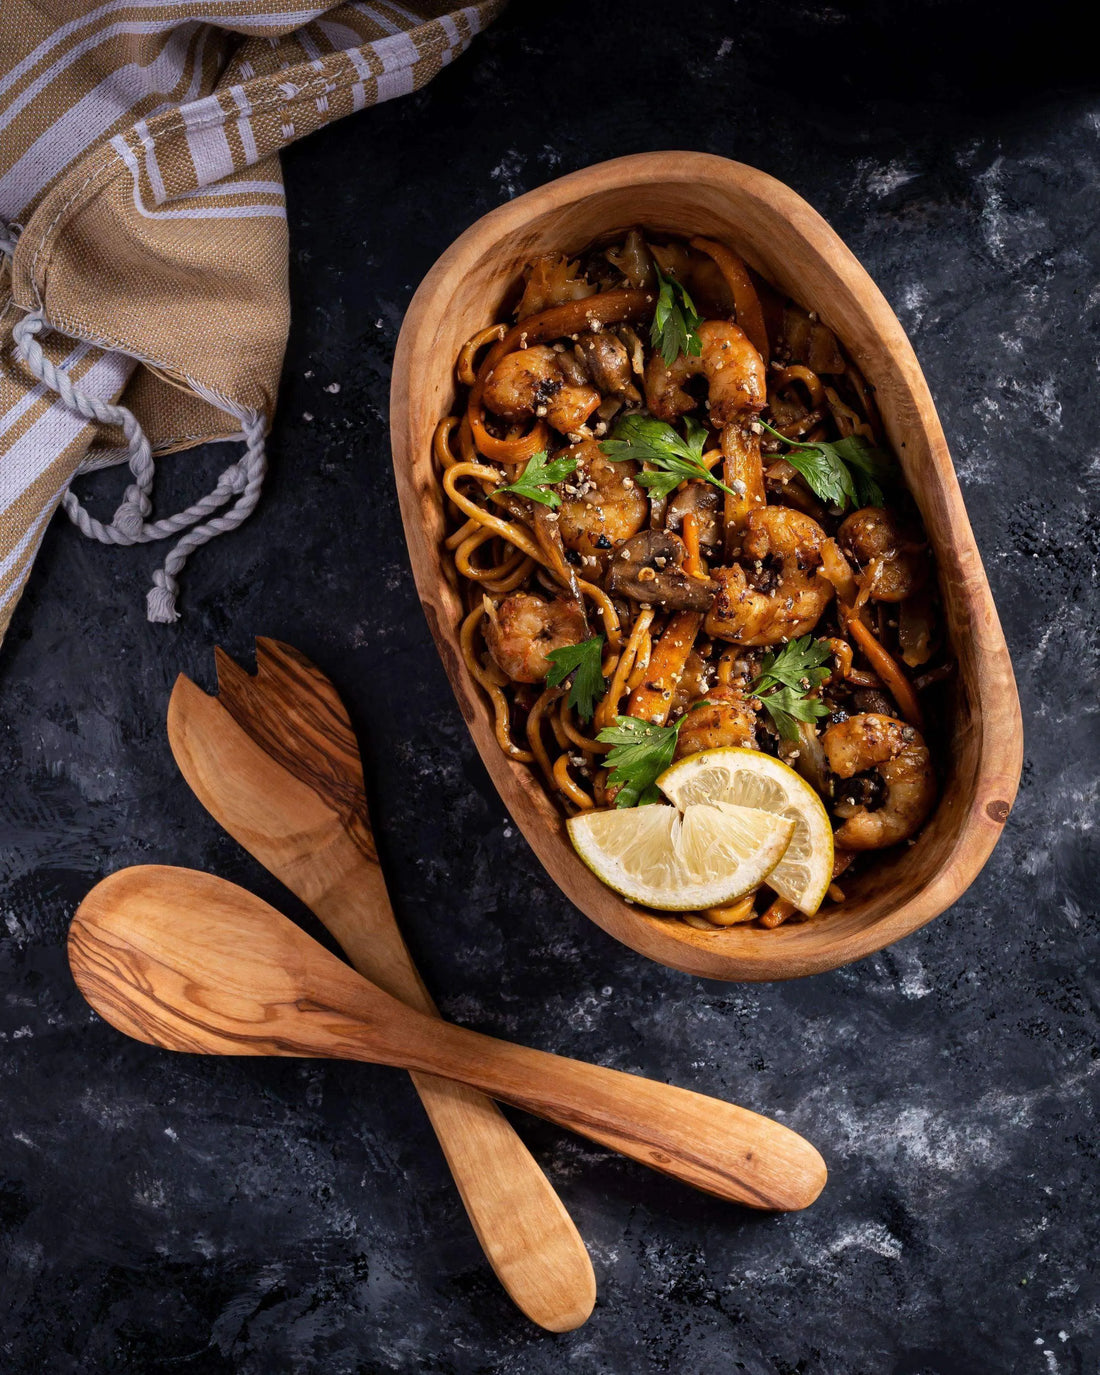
[626,611,702,725]
[759,897,797,929]
[487,289,654,365]
[467,409,549,466]
[682,511,703,577]
[844,612,924,729]
[689,237,769,359]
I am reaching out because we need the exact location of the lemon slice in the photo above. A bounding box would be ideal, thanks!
[567,801,794,911]
[657,748,834,916]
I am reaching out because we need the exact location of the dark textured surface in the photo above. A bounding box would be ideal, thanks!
[2,3,1098,1371]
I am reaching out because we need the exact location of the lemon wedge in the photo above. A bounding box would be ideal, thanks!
[567,800,794,912]
[657,747,834,916]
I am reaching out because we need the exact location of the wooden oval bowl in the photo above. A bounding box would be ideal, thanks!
[390,152,1022,981]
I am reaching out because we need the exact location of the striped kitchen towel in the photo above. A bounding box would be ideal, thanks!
[0,1,502,641]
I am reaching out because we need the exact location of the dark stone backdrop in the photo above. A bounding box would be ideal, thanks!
[2,3,1097,1371]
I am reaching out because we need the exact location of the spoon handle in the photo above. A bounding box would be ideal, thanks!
[70,866,825,1213]
[371,1008,826,1212]
[308,856,597,1332]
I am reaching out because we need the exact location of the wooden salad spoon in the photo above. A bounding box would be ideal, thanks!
[70,866,828,1218]
[166,638,594,1332]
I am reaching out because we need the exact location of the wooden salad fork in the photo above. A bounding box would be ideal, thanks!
[70,866,828,1215]
[166,638,595,1332]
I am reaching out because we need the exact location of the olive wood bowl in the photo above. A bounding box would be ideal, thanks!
[389,152,1022,981]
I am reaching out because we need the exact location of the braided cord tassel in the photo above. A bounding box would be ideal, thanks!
[9,308,267,623]
[145,409,267,623]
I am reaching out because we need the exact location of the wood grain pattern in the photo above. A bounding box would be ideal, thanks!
[69,866,828,1212]
[167,640,595,1332]
[388,151,1024,982]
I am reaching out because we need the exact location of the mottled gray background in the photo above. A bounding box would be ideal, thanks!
[1,2,1097,1372]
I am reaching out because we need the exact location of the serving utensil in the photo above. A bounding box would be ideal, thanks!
[69,865,828,1213]
[166,639,593,1332]
[389,150,1023,981]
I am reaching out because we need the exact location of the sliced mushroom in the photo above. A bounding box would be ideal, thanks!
[555,348,591,387]
[576,331,633,394]
[665,482,722,549]
[605,529,717,612]
[852,687,897,718]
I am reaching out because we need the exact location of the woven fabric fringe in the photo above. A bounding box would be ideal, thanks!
[0,1,503,637]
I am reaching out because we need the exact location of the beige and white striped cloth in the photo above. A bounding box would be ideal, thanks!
[0,0,502,641]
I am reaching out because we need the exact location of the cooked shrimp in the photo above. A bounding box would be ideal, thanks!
[669,649,713,715]
[705,506,834,646]
[674,684,757,759]
[822,712,936,849]
[484,592,587,683]
[838,506,928,603]
[482,346,600,435]
[557,439,648,569]
[644,320,766,426]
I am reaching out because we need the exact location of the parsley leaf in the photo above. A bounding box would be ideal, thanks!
[757,686,831,742]
[753,635,832,695]
[650,264,703,367]
[495,450,579,508]
[781,441,857,509]
[600,414,734,501]
[546,635,605,722]
[596,714,687,808]
[833,435,892,508]
[749,635,832,742]
[758,419,894,512]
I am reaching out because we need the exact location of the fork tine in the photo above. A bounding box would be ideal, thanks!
[209,640,368,819]
[212,644,254,710]
[253,638,360,757]
[254,638,353,728]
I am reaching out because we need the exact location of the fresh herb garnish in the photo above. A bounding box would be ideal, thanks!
[596,714,688,808]
[749,634,831,742]
[494,450,578,508]
[546,635,605,722]
[758,419,894,511]
[839,436,894,508]
[600,414,734,501]
[650,264,703,367]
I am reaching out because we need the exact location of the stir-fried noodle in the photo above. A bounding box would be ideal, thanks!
[436,230,949,928]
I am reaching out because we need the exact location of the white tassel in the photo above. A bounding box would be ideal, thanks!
[10,308,267,623]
